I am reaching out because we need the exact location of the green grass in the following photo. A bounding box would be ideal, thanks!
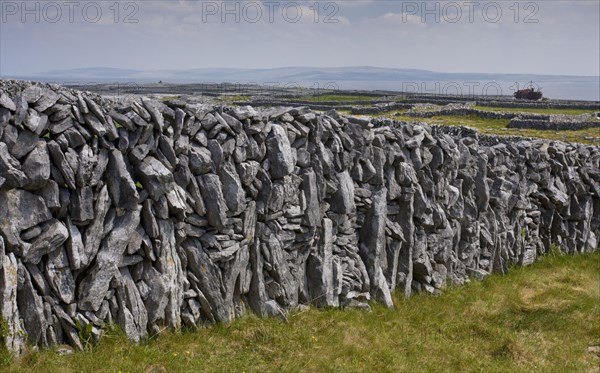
[474,106,598,116]
[2,252,598,373]
[298,95,378,103]
[392,114,513,132]
[385,112,600,145]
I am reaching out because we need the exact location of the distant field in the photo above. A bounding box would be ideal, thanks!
[385,113,600,145]
[474,106,598,116]
[298,95,378,102]
[2,252,598,373]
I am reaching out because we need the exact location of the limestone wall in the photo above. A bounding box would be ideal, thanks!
[0,81,598,354]
[508,117,600,131]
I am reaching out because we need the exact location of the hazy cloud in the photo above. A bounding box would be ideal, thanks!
[0,0,598,76]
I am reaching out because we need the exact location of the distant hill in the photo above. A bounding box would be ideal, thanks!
[9,66,599,101]
[22,66,596,83]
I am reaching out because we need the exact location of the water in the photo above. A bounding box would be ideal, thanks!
[306,79,600,101]
[7,74,600,102]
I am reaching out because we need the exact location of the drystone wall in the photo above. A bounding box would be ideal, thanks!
[350,103,413,115]
[405,107,514,119]
[0,81,599,354]
[508,117,600,131]
[477,100,600,111]
[404,107,600,131]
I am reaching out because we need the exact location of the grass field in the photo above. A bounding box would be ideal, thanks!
[298,95,379,102]
[383,113,600,145]
[474,106,598,116]
[1,251,598,373]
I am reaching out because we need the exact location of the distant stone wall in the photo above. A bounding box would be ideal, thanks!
[240,101,357,112]
[508,118,600,131]
[0,81,599,354]
[404,107,514,119]
[476,100,600,111]
[404,107,600,131]
[350,103,413,115]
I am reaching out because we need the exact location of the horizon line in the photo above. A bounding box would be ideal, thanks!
[8,66,600,79]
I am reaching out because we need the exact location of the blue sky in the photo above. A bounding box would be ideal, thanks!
[1,0,598,76]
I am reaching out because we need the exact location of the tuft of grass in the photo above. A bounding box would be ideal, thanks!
[1,252,598,372]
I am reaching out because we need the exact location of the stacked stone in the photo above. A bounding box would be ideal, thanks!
[0,81,598,355]
[404,106,514,119]
[508,113,600,131]
[401,104,599,132]
[478,100,599,111]
[350,103,413,115]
